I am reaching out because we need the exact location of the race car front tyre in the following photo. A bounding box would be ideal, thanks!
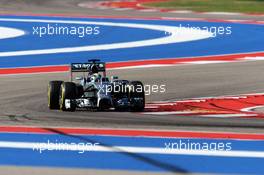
[129,81,145,112]
[48,81,63,110]
[59,82,77,111]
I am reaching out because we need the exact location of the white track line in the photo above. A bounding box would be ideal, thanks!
[0,18,212,57]
[181,61,231,64]
[0,141,263,158]
[0,27,25,39]
[199,114,258,118]
[113,8,133,11]
[241,105,264,112]
[169,10,193,14]
[242,57,264,61]
[202,12,242,16]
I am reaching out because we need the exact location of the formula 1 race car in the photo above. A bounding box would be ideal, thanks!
[48,59,145,112]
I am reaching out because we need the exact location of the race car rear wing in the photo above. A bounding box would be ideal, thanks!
[71,62,106,72]
[70,62,106,81]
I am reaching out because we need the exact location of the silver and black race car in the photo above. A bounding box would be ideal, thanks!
[48,59,145,112]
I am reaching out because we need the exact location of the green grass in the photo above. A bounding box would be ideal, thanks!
[146,0,264,13]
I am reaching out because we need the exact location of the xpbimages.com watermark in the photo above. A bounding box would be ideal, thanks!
[32,140,100,154]
[97,82,166,96]
[165,24,232,37]
[32,24,100,38]
[164,140,232,151]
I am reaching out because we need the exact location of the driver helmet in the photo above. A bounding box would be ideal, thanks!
[90,73,101,82]
[90,64,99,74]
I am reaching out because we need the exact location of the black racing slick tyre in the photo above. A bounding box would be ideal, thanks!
[129,81,145,112]
[48,81,63,110]
[59,82,77,111]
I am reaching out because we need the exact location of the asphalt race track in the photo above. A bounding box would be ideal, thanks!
[1,0,264,174]
[2,62,264,131]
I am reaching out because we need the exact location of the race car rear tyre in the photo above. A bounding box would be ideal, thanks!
[129,81,145,112]
[48,81,63,110]
[59,82,77,111]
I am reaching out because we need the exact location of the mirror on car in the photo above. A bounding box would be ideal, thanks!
[111,76,118,82]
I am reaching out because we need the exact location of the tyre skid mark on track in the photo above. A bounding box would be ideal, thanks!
[144,94,264,118]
